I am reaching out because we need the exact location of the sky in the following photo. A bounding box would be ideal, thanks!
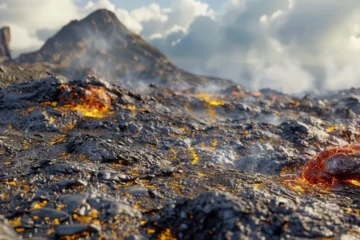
[1,0,360,93]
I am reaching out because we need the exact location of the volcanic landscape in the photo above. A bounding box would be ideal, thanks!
[2,9,360,240]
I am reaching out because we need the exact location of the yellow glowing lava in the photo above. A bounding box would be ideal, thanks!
[194,93,225,118]
[346,179,360,187]
[189,147,199,165]
[127,105,137,111]
[196,93,225,106]
[31,200,48,210]
[44,84,114,118]
[9,217,21,227]
[50,135,66,145]
[326,126,337,132]
[207,100,225,106]
[157,228,177,240]
[66,104,110,118]
[252,91,262,97]
[288,184,305,194]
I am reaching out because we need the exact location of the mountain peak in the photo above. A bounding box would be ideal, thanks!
[82,8,121,26]
[11,9,232,88]
[15,9,133,65]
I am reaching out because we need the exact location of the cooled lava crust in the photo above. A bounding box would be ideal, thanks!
[2,75,360,239]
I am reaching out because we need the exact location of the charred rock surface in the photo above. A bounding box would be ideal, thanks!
[1,75,360,239]
[0,64,67,87]
[150,191,356,239]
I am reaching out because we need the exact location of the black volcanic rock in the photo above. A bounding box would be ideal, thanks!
[1,74,360,239]
[151,191,353,239]
[0,64,67,88]
[0,27,11,60]
[12,9,231,88]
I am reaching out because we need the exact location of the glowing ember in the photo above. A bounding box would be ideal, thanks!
[231,91,248,97]
[49,84,113,118]
[189,147,199,165]
[300,144,360,187]
[126,105,137,111]
[195,93,225,106]
[283,179,306,194]
[9,217,22,227]
[346,179,360,187]
[252,91,262,97]
[194,93,225,117]
[207,100,225,106]
[157,228,177,240]
[290,184,305,193]
[326,126,337,132]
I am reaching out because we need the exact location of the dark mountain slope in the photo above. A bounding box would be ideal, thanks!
[11,9,232,88]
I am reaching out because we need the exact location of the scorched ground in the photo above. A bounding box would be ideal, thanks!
[2,73,360,239]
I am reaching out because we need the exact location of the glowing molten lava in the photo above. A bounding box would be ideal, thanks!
[300,144,360,187]
[194,93,225,117]
[56,84,113,118]
[252,91,262,97]
[195,93,225,106]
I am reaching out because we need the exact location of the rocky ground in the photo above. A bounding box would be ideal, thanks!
[1,73,360,240]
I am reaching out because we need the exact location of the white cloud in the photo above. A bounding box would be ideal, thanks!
[0,0,79,56]
[7,24,44,55]
[149,33,163,40]
[171,39,182,47]
[131,0,214,40]
[170,0,215,29]
[83,0,115,11]
[149,25,187,40]
[167,25,187,35]
[152,0,360,93]
[0,0,79,30]
[131,3,168,23]
[115,9,143,34]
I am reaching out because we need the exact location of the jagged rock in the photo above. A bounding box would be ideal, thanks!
[151,191,355,239]
[0,27,11,60]
[30,208,70,221]
[54,224,101,238]
[66,134,161,165]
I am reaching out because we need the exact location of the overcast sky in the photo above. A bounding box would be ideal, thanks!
[1,0,360,93]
